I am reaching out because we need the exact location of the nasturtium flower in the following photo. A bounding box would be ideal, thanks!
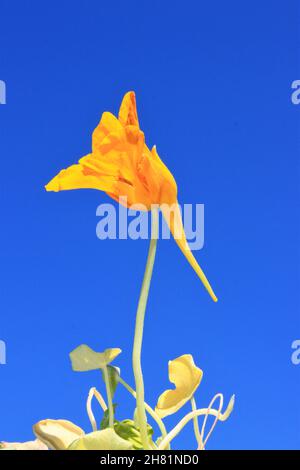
[155,354,203,418]
[0,439,48,450]
[45,92,217,302]
[33,419,133,450]
[33,419,84,450]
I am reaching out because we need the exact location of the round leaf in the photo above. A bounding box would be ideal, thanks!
[68,429,132,450]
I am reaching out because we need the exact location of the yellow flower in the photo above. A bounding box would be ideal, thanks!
[155,354,203,418]
[33,419,84,450]
[33,419,133,450]
[45,92,217,302]
[0,439,48,450]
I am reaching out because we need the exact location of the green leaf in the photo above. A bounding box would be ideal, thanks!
[69,345,121,372]
[114,419,154,450]
[68,429,132,450]
[102,366,120,398]
[100,404,118,430]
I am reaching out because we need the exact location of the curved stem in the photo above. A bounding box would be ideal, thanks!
[86,387,107,432]
[118,376,168,442]
[132,208,159,450]
[158,405,230,450]
[200,393,223,450]
[86,388,98,432]
[191,397,203,448]
[93,388,108,412]
[103,366,114,428]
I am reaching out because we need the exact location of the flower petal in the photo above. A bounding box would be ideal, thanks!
[92,112,124,153]
[118,91,139,128]
[33,419,84,450]
[69,345,121,371]
[45,160,117,194]
[0,439,48,450]
[155,354,203,418]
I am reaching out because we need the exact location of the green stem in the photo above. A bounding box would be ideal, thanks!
[118,376,168,443]
[103,365,114,428]
[132,208,158,450]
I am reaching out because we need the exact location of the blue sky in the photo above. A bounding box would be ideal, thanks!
[0,0,299,450]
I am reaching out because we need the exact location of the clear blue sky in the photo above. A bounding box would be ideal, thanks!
[0,0,299,450]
